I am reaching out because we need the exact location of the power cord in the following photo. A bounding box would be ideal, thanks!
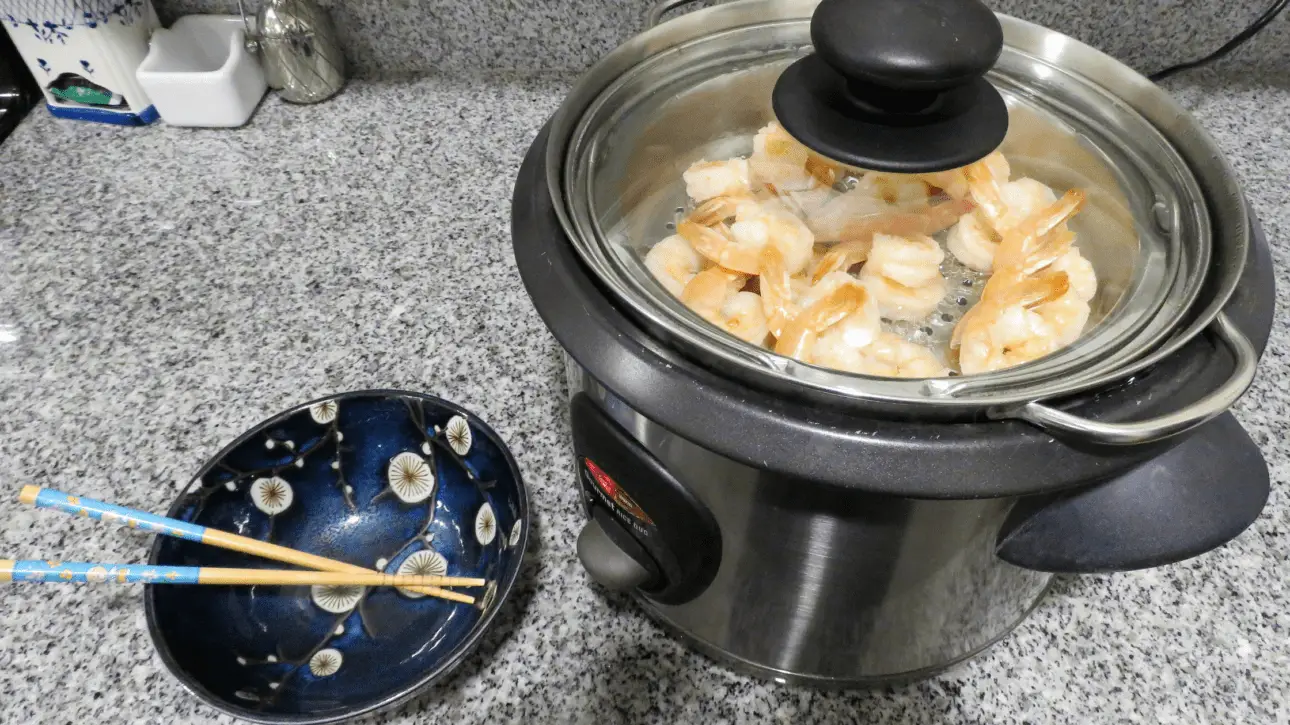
[1148,0,1290,81]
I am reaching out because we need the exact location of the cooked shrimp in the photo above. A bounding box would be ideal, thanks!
[1049,247,1097,302]
[657,139,1093,378]
[917,152,1008,202]
[852,332,950,378]
[729,198,816,274]
[992,190,1086,276]
[952,270,1071,373]
[821,198,975,244]
[811,237,872,283]
[718,291,771,345]
[950,169,1063,271]
[999,178,1058,229]
[864,233,944,288]
[679,219,760,274]
[1034,296,1090,347]
[953,191,1087,370]
[917,170,969,200]
[865,173,933,205]
[689,195,747,226]
[861,274,949,322]
[683,158,752,202]
[808,188,973,242]
[858,233,948,321]
[773,279,868,359]
[946,212,997,272]
[644,234,704,296]
[952,269,1070,349]
[749,122,831,192]
[679,268,768,345]
[781,186,838,219]
[957,304,1062,375]
[757,244,799,337]
[964,155,1010,228]
[1033,246,1097,345]
[808,274,884,371]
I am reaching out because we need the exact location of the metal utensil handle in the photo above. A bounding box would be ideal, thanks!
[1013,313,1256,446]
[237,0,256,45]
[647,0,715,27]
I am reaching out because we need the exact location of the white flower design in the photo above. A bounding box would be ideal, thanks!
[395,549,449,599]
[445,415,472,456]
[509,520,523,548]
[387,451,435,503]
[86,566,109,583]
[309,648,343,677]
[310,400,339,425]
[311,584,364,613]
[475,502,497,545]
[251,477,293,515]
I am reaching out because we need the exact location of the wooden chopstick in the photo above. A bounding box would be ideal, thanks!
[18,486,478,605]
[0,559,485,588]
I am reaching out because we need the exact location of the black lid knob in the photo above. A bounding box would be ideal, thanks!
[812,0,1003,92]
[772,0,1009,173]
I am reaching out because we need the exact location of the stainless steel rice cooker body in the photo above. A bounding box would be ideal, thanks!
[510,0,1275,685]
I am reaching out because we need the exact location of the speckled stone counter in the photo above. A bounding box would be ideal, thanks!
[153,0,1289,80]
[1,69,1287,723]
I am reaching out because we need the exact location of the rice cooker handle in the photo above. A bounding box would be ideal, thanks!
[1012,313,1257,446]
[995,411,1268,573]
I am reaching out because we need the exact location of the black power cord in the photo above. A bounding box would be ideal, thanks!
[1148,0,1290,81]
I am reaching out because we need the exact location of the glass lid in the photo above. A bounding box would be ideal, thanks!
[552,0,1213,408]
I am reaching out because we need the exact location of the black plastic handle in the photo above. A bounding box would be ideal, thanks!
[996,412,1269,573]
[812,0,1002,93]
[576,506,659,590]
[773,0,1009,172]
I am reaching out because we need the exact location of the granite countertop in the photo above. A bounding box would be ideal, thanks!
[0,69,1286,724]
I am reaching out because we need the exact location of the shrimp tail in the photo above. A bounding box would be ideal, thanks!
[758,245,797,338]
[965,159,1008,224]
[810,238,872,283]
[679,219,762,275]
[994,190,1086,273]
[773,283,867,359]
[689,196,746,226]
[680,267,747,322]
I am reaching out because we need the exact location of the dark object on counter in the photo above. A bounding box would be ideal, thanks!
[510,0,1275,688]
[0,31,39,142]
[146,390,528,724]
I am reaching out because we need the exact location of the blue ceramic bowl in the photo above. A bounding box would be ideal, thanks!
[145,390,528,724]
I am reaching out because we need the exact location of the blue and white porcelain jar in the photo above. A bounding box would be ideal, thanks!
[1,0,159,124]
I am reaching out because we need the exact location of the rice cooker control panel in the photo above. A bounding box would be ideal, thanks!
[570,393,721,605]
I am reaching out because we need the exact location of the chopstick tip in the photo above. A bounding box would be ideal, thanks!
[18,486,39,506]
